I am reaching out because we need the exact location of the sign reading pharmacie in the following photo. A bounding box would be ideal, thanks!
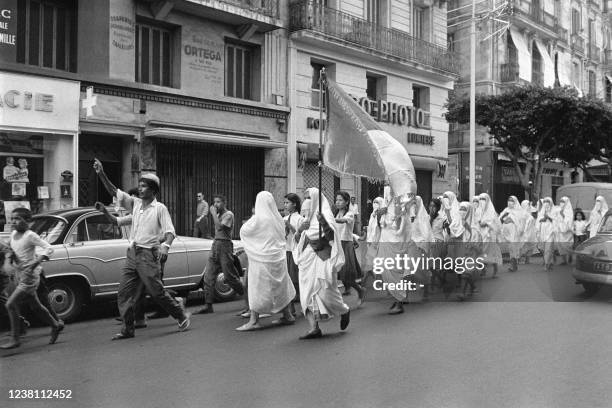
[0,72,80,133]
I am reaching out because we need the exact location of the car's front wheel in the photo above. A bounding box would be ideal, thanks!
[214,273,236,302]
[47,280,85,323]
[582,282,602,296]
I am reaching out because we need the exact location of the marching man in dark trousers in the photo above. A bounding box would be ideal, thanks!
[96,173,191,339]
[196,194,244,314]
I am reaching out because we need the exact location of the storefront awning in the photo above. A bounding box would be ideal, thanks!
[144,127,287,149]
[509,28,532,82]
[535,39,555,88]
[557,52,572,86]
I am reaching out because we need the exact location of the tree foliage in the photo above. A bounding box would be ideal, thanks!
[445,85,612,199]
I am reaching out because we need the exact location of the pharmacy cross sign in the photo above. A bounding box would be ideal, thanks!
[82,86,97,117]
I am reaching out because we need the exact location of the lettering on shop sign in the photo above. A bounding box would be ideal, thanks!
[0,1,17,62]
[110,16,135,50]
[0,91,54,112]
[406,133,434,146]
[348,95,427,128]
[184,34,224,83]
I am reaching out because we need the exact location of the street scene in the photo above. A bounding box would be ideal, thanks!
[2,0,612,407]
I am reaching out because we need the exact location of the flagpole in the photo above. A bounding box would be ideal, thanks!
[318,67,326,239]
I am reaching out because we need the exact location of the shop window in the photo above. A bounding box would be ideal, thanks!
[135,21,174,87]
[16,0,77,72]
[225,42,258,100]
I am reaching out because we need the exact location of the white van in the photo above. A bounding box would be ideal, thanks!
[555,182,612,216]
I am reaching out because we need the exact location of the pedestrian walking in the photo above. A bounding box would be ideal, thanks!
[334,191,365,304]
[587,196,609,238]
[196,194,244,314]
[456,201,479,301]
[499,196,526,272]
[554,196,574,265]
[363,196,383,285]
[194,192,212,239]
[519,200,537,264]
[537,197,556,270]
[573,209,588,248]
[441,191,463,297]
[429,198,446,291]
[293,187,350,339]
[283,193,303,317]
[1,207,63,349]
[407,196,433,302]
[95,174,191,339]
[236,191,296,331]
[349,196,360,234]
[378,187,411,314]
[476,193,502,278]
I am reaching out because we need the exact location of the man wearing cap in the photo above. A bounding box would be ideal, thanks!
[96,173,191,339]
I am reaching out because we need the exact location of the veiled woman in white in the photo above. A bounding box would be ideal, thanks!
[520,200,537,263]
[237,191,296,331]
[554,196,574,265]
[536,197,556,270]
[293,187,350,339]
[407,196,433,302]
[499,196,527,272]
[441,191,463,296]
[587,196,609,238]
[363,196,384,281]
[377,188,411,314]
[476,193,503,277]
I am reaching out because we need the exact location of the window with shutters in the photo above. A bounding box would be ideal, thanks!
[16,0,77,72]
[225,42,257,100]
[135,21,174,87]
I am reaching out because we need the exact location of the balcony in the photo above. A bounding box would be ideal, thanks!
[512,0,557,32]
[500,62,520,82]
[145,0,283,32]
[289,1,460,76]
[571,34,585,54]
[588,0,602,10]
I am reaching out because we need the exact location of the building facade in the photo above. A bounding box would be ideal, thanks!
[0,0,289,236]
[288,0,459,225]
[446,0,612,210]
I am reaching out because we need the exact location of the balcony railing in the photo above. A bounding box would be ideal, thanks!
[513,0,557,31]
[500,62,519,82]
[571,34,585,54]
[289,1,460,74]
[589,45,601,62]
[217,0,279,18]
[588,0,602,10]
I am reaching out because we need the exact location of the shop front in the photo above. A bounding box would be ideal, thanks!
[0,71,80,231]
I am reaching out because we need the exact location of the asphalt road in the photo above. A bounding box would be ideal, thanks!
[2,260,612,408]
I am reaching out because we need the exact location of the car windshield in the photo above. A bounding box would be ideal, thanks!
[30,217,67,245]
[599,214,612,234]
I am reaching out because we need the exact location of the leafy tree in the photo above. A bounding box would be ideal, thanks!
[445,85,612,199]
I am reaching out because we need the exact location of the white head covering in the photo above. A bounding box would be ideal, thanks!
[589,196,609,236]
[478,192,501,234]
[558,196,573,220]
[443,191,462,238]
[592,196,609,215]
[240,191,286,263]
[457,201,473,240]
[411,196,433,247]
[295,187,345,274]
[367,197,384,244]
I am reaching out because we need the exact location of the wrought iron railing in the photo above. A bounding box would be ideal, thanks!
[217,0,279,18]
[513,0,557,30]
[500,62,520,82]
[289,1,460,74]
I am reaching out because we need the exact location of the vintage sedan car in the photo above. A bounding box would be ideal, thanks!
[1,207,247,322]
[573,210,612,295]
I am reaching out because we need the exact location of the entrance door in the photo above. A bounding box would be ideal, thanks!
[415,170,432,208]
[156,139,264,238]
[78,134,123,207]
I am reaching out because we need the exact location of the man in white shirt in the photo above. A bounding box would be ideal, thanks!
[194,192,211,238]
[96,173,191,340]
